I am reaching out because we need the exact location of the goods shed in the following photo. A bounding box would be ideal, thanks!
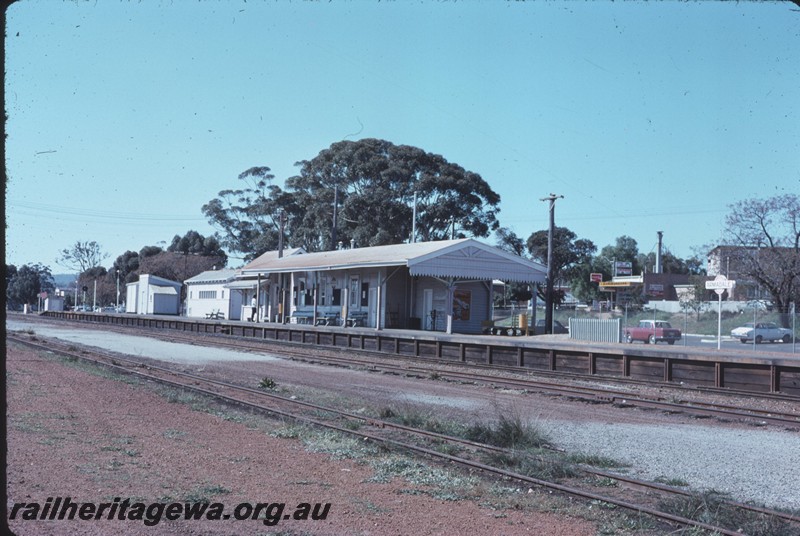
[125,274,182,315]
[241,239,546,334]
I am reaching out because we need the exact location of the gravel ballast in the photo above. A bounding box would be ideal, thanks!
[9,319,800,512]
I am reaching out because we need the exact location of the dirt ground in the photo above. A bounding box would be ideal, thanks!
[5,341,597,535]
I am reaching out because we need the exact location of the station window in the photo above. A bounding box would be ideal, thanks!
[199,290,217,299]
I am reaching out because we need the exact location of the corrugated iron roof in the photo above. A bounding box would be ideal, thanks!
[242,247,304,270]
[184,268,239,285]
[241,239,546,283]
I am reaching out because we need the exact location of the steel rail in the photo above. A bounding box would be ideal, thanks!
[10,334,797,533]
[13,315,800,426]
[21,313,800,404]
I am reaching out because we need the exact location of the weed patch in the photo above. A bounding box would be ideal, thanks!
[658,491,791,536]
[565,453,626,469]
[367,455,478,500]
[259,377,277,390]
[466,414,550,450]
[183,483,230,503]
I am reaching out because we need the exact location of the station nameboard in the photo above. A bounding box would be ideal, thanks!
[705,274,736,296]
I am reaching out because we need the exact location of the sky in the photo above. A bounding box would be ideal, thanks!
[5,0,800,273]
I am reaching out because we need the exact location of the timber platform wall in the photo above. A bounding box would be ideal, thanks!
[42,311,800,396]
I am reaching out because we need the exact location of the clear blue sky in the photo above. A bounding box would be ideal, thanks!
[6,0,799,272]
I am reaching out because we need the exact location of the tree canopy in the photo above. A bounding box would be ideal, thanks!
[527,227,597,284]
[203,139,501,257]
[202,166,293,260]
[56,241,108,273]
[6,263,54,309]
[288,139,500,250]
[167,230,227,265]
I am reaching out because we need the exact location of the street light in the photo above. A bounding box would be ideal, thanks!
[116,270,120,310]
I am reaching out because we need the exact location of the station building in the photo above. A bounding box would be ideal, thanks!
[238,238,546,335]
[184,268,241,320]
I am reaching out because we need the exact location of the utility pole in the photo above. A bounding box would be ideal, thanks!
[540,193,564,335]
[278,211,287,258]
[411,191,417,243]
[331,184,339,251]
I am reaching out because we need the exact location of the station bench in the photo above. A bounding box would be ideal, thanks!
[289,311,314,324]
[346,311,368,327]
[315,312,341,326]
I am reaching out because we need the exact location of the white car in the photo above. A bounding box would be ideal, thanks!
[731,322,794,344]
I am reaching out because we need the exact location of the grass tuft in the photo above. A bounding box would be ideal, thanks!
[658,491,791,536]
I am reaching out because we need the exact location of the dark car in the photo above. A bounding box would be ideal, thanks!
[534,319,568,335]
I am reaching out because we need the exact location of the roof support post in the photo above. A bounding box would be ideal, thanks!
[256,273,261,322]
[376,273,383,330]
[313,271,319,326]
[445,278,455,334]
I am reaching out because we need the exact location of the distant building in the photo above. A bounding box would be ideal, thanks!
[44,296,64,312]
[706,245,791,301]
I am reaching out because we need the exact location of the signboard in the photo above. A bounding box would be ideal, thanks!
[705,274,736,296]
[599,281,632,288]
[452,289,471,321]
[614,261,632,276]
[590,273,603,283]
[707,274,736,349]
[647,284,664,298]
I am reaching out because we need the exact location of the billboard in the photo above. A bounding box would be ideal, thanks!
[614,261,632,276]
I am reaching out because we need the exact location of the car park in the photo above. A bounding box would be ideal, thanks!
[731,322,794,344]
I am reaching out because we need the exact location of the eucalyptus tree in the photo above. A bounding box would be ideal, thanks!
[202,166,295,261]
[56,241,108,273]
[288,139,501,250]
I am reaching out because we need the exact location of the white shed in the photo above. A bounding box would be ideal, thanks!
[125,274,182,315]
[184,268,241,320]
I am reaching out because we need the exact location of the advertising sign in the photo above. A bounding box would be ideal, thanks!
[614,261,632,276]
[647,284,664,298]
[590,273,603,283]
[453,289,471,321]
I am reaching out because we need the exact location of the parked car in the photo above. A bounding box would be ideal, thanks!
[624,320,682,345]
[731,322,794,344]
[533,319,569,335]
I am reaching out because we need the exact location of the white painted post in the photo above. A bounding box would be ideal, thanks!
[717,292,722,350]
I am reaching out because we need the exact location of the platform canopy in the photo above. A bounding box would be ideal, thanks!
[241,239,546,283]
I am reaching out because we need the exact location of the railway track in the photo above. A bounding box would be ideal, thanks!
[8,333,799,535]
[44,317,797,429]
